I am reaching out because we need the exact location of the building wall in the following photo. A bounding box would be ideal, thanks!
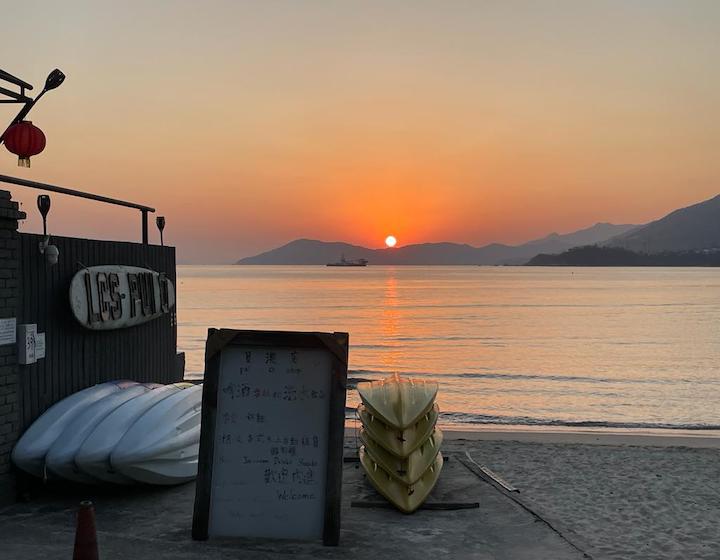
[0,188,180,504]
[16,233,180,431]
[0,190,25,504]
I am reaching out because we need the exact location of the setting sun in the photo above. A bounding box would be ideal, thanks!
[385,235,397,248]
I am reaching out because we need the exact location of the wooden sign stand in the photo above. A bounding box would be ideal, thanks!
[192,329,348,546]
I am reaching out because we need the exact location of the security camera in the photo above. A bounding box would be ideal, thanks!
[45,244,59,265]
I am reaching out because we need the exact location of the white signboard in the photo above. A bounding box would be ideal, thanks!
[69,265,175,330]
[210,346,331,539]
[193,330,348,546]
[0,318,16,345]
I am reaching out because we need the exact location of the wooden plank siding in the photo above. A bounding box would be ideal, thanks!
[17,233,180,431]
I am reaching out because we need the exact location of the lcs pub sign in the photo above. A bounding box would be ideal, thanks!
[69,265,176,330]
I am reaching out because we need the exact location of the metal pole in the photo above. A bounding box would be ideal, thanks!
[0,174,155,212]
[141,209,149,245]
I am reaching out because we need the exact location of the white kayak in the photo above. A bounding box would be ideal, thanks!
[11,380,137,478]
[111,384,203,485]
[75,383,190,484]
[45,384,151,483]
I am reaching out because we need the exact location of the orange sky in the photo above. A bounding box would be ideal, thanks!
[2,1,720,262]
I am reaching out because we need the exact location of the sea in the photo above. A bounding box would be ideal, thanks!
[177,265,720,431]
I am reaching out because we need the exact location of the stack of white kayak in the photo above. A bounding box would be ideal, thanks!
[12,380,203,485]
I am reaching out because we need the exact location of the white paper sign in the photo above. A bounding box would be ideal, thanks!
[208,346,332,540]
[0,318,16,345]
[35,333,45,359]
[17,324,37,365]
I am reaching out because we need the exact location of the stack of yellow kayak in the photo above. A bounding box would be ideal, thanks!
[357,375,442,513]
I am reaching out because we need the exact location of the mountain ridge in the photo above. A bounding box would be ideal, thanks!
[605,194,720,253]
[236,222,637,265]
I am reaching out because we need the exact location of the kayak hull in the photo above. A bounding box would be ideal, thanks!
[357,374,443,513]
[111,384,202,485]
[360,446,443,514]
[11,381,202,486]
[76,384,185,484]
[358,377,438,430]
[360,427,443,485]
[358,403,439,458]
[45,384,149,483]
[11,381,135,478]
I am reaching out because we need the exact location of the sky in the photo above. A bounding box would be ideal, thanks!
[2,0,720,263]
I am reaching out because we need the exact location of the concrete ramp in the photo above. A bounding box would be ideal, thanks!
[0,450,588,559]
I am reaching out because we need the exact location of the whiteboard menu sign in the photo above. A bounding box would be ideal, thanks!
[192,329,348,546]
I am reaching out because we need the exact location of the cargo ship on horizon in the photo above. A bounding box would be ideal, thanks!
[326,254,368,267]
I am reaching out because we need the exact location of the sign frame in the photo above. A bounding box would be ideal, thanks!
[192,329,348,546]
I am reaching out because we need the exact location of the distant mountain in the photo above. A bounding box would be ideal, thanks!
[606,194,720,253]
[527,245,720,266]
[543,222,642,248]
[235,223,637,265]
[236,239,371,266]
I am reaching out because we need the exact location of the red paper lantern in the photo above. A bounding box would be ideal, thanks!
[3,121,46,168]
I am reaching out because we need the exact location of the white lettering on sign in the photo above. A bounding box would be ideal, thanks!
[208,346,331,540]
[0,318,16,346]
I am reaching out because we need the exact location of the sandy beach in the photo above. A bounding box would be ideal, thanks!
[440,428,720,560]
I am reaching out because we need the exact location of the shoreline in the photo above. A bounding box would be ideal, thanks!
[345,422,720,448]
[188,369,720,448]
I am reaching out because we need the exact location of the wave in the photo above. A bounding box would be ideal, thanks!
[342,406,720,430]
[437,411,720,431]
[179,301,705,312]
[348,369,706,386]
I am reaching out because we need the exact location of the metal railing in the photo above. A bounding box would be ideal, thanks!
[0,173,155,244]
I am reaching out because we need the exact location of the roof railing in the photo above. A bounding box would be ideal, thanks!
[0,173,155,244]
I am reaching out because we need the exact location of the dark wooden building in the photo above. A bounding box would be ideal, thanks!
[0,188,181,504]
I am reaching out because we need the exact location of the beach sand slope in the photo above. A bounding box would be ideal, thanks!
[462,439,720,560]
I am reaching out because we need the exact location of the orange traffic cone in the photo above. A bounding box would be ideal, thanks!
[73,500,99,560]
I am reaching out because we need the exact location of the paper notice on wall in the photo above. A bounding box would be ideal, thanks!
[35,333,45,359]
[18,324,37,365]
[0,318,16,345]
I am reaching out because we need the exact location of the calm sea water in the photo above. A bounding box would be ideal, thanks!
[177,266,720,429]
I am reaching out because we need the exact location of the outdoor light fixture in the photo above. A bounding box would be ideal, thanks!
[37,195,51,234]
[14,69,66,122]
[44,69,65,91]
[37,194,59,265]
[156,216,166,246]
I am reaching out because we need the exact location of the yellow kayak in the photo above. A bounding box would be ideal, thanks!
[360,446,443,514]
[358,404,439,458]
[358,376,438,430]
[360,427,443,485]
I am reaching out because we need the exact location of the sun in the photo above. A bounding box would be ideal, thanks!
[385,235,397,248]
